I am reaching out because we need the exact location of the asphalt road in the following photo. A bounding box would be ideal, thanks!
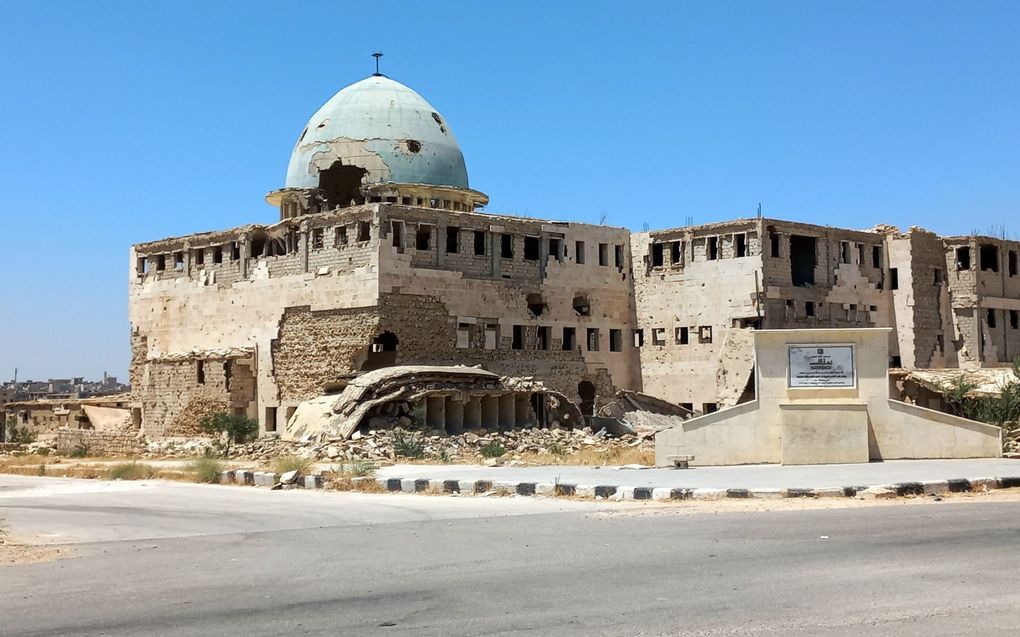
[2,475,1020,636]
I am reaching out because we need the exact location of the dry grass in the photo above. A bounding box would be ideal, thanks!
[108,462,158,480]
[515,446,654,467]
[329,476,388,493]
[272,454,315,475]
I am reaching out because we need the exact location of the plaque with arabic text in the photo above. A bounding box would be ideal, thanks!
[788,345,855,388]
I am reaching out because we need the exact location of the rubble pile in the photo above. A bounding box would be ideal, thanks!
[142,426,654,465]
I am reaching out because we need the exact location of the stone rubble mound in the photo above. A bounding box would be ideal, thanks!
[141,426,654,464]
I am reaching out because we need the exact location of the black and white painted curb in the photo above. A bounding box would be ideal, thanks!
[220,469,1020,500]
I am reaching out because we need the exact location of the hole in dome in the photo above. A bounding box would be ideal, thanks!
[406,139,421,153]
[431,112,448,134]
[298,127,308,142]
[318,161,367,209]
[316,118,330,129]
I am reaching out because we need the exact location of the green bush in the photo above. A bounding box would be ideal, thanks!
[5,418,37,445]
[108,462,157,480]
[940,359,1020,449]
[392,429,425,459]
[198,412,259,455]
[480,441,506,458]
[68,443,89,458]
[547,441,566,456]
[187,457,225,483]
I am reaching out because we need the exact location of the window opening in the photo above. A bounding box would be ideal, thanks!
[651,242,664,267]
[562,327,576,351]
[676,326,689,344]
[735,233,747,258]
[633,329,645,347]
[598,243,609,266]
[523,236,540,261]
[980,244,999,272]
[474,230,486,256]
[789,235,816,287]
[575,240,586,264]
[586,328,600,351]
[512,325,525,350]
[416,225,431,250]
[890,268,899,290]
[609,329,622,352]
[671,240,682,266]
[956,246,971,270]
[537,326,550,350]
[446,226,460,253]
[501,234,513,258]
[358,221,371,242]
[707,237,719,260]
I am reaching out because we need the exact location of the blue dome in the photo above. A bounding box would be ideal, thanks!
[284,75,470,190]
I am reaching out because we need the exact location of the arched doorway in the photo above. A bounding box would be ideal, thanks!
[362,331,399,371]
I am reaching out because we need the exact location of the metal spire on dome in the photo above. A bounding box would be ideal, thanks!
[372,51,384,76]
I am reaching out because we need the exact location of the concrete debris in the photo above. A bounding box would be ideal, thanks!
[286,365,582,441]
[597,389,692,439]
[133,426,653,465]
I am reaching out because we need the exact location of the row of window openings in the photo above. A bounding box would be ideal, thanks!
[390,223,626,267]
[633,326,713,347]
[461,325,628,352]
[138,243,242,274]
[986,309,1020,330]
[650,234,748,268]
[955,246,1020,276]
[785,300,877,319]
[367,195,471,212]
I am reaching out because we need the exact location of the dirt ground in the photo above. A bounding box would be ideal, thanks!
[0,541,71,566]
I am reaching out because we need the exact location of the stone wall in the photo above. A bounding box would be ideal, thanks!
[272,305,380,401]
[56,430,146,456]
[139,357,255,437]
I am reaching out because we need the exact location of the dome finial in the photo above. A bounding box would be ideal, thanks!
[372,51,384,77]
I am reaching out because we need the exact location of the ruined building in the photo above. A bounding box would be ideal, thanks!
[128,72,1020,438]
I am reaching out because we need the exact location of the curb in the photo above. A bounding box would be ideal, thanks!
[214,469,1020,502]
[374,475,1020,501]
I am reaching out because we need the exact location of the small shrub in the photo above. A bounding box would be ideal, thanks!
[199,412,258,455]
[272,454,315,475]
[434,448,453,464]
[68,443,89,458]
[5,418,37,445]
[547,442,565,456]
[392,429,425,459]
[36,464,46,476]
[187,457,225,483]
[108,462,157,480]
[332,460,375,478]
[35,447,51,457]
[480,441,506,458]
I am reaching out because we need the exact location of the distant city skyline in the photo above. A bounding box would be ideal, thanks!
[2,1,1020,379]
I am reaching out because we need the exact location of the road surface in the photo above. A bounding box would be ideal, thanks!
[2,475,1019,636]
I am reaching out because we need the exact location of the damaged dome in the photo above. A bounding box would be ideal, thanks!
[284,75,470,191]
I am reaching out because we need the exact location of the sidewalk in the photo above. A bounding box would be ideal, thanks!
[375,458,1020,499]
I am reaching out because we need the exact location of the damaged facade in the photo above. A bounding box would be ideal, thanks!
[128,73,1020,440]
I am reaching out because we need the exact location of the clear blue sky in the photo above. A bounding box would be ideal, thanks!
[2,1,1019,381]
